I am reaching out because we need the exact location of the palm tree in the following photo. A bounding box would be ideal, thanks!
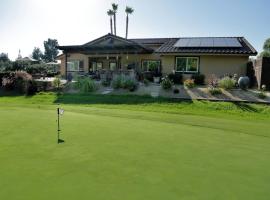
[111,3,118,35]
[107,9,114,34]
[125,6,134,39]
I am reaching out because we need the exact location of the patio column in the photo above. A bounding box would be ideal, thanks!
[65,53,68,80]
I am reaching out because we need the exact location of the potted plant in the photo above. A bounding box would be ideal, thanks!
[148,62,161,83]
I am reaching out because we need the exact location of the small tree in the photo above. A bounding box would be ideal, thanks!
[32,47,43,61]
[0,53,9,62]
[260,38,270,57]
[43,39,59,62]
[53,76,61,92]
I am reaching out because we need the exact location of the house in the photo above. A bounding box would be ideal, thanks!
[56,33,257,81]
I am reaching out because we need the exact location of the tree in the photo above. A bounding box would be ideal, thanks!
[32,47,43,61]
[111,3,118,35]
[260,38,270,57]
[0,53,9,62]
[107,9,114,34]
[43,39,59,62]
[125,6,134,39]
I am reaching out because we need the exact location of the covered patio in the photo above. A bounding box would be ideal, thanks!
[57,34,159,81]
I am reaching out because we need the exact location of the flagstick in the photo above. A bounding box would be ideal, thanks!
[57,108,60,144]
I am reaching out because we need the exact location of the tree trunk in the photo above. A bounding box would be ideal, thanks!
[110,17,113,34]
[113,14,116,35]
[125,15,129,39]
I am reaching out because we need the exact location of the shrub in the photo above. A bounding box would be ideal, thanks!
[122,79,137,92]
[191,74,205,85]
[168,73,182,84]
[1,71,37,95]
[101,80,110,87]
[208,87,222,95]
[218,76,236,90]
[161,76,173,90]
[112,76,123,89]
[173,88,180,94]
[238,76,250,90]
[184,79,195,88]
[207,74,219,88]
[75,77,98,93]
[143,78,150,86]
[52,76,61,91]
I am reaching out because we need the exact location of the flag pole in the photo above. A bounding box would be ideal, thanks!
[57,108,60,143]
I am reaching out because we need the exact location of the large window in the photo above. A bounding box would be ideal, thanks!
[109,62,117,71]
[67,60,84,72]
[142,60,161,72]
[89,62,103,72]
[175,57,199,73]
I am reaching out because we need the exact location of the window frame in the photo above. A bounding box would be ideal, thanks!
[109,61,117,71]
[175,56,200,73]
[141,59,161,72]
[67,60,84,72]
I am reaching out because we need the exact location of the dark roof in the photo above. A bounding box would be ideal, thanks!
[58,34,257,56]
[131,37,257,55]
[58,34,153,54]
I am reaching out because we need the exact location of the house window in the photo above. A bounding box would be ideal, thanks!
[175,57,199,73]
[142,60,161,72]
[109,62,117,71]
[67,60,84,72]
[90,62,103,71]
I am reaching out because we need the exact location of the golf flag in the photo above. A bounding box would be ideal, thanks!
[59,108,64,115]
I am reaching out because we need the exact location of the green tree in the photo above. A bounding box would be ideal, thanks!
[107,9,114,34]
[260,38,270,57]
[111,3,118,35]
[125,6,134,39]
[43,39,59,62]
[32,47,43,61]
[0,53,9,62]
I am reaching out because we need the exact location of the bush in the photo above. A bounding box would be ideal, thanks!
[52,76,61,91]
[112,76,123,89]
[184,79,195,88]
[191,74,205,85]
[173,88,180,94]
[101,80,110,87]
[1,71,37,95]
[218,76,236,90]
[75,77,98,93]
[161,76,173,90]
[143,78,150,86]
[168,73,182,84]
[112,76,138,91]
[258,85,267,99]
[208,87,222,95]
[207,74,219,88]
[122,79,137,92]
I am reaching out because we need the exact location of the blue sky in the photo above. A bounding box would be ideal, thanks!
[0,0,269,60]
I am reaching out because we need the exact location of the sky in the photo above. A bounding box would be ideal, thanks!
[0,0,269,60]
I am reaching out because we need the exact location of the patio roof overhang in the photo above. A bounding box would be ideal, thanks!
[57,33,154,55]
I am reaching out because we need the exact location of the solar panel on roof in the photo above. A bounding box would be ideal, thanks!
[224,38,242,47]
[173,38,189,47]
[173,37,242,48]
[187,38,201,47]
[200,38,214,47]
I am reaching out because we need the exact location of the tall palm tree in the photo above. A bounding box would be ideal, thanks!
[111,3,118,35]
[125,6,134,39]
[107,9,114,34]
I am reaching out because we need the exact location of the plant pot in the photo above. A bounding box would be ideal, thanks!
[153,76,160,83]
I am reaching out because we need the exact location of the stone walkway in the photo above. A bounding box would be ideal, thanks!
[99,83,270,104]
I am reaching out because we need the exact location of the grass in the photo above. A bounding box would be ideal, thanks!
[1,92,270,199]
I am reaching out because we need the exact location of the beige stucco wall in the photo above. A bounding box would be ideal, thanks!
[58,53,249,80]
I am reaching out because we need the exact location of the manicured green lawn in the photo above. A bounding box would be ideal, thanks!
[0,93,270,200]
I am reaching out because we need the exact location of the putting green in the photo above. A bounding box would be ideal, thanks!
[0,97,270,200]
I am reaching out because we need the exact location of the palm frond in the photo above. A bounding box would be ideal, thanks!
[125,6,134,14]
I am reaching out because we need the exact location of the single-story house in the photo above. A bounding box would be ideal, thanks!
[56,33,257,81]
